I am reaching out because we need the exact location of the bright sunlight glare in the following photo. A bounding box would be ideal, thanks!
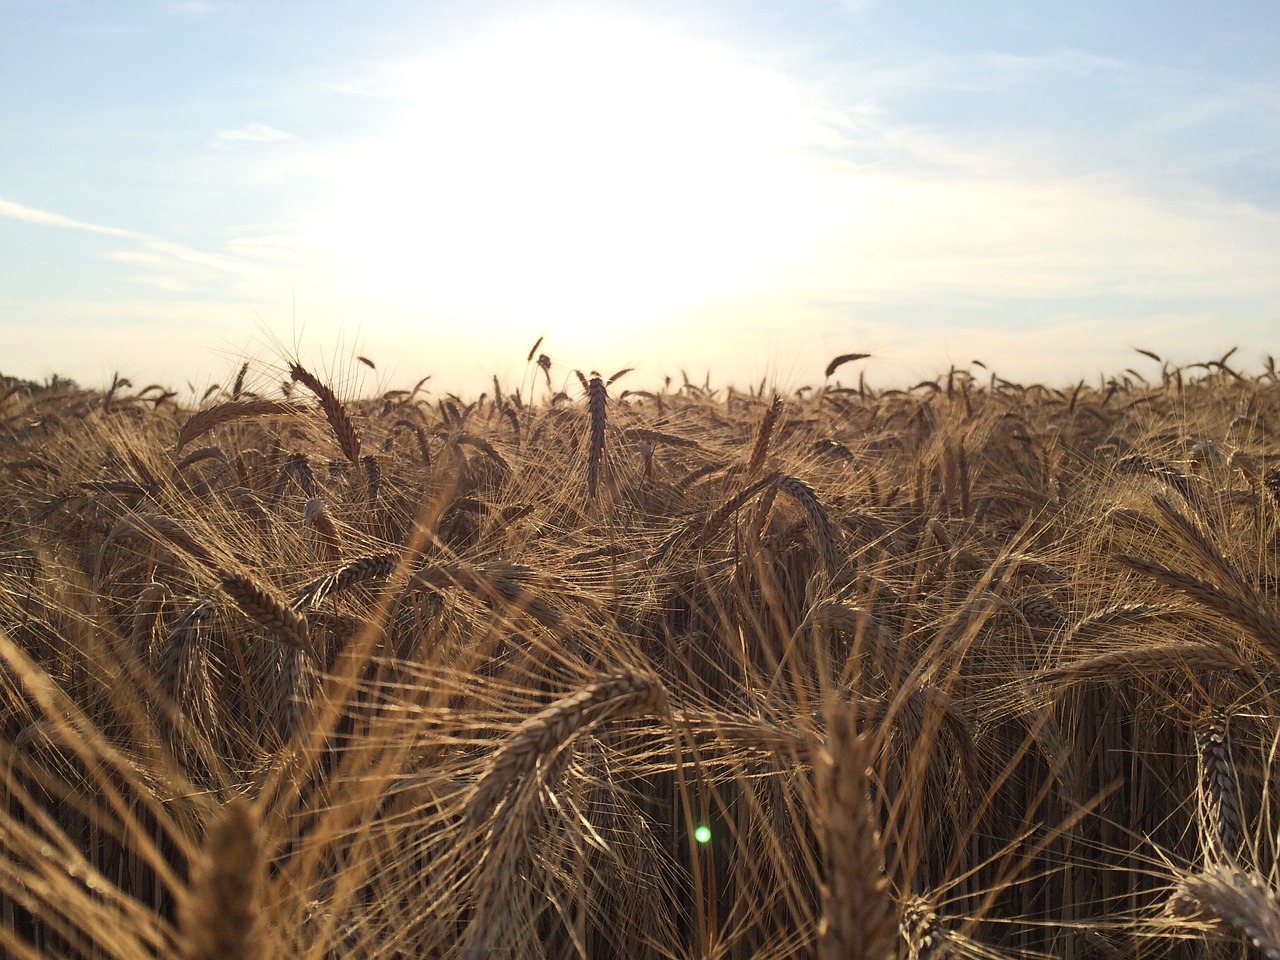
[315,14,841,352]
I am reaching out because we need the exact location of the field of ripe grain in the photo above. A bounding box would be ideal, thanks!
[3,349,1280,959]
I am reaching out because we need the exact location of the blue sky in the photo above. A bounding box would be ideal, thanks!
[2,1,1277,395]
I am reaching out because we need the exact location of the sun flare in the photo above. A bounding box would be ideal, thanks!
[316,14,837,351]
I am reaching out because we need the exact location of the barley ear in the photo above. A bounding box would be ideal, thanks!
[176,399,299,452]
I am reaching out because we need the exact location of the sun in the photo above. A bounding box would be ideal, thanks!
[314,13,837,354]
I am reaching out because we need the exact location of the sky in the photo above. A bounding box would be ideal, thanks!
[2,0,1277,397]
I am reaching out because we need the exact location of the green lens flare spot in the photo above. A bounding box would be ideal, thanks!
[694,825,711,844]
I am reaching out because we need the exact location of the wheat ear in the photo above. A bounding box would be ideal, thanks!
[587,374,607,499]
[1116,554,1280,665]
[467,671,667,824]
[180,798,264,960]
[409,561,563,629]
[1195,705,1243,861]
[289,362,362,465]
[622,427,700,449]
[826,353,871,378]
[176,399,299,452]
[899,895,951,960]
[817,704,897,960]
[101,512,215,566]
[174,445,230,473]
[131,581,167,661]
[217,570,318,661]
[747,396,782,477]
[1169,866,1280,960]
[303,497,342,564]
[775,474,840,577]
[1037,642,1250,686]
[293,551,399,608]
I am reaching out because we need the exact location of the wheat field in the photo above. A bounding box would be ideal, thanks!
[3,347,1280,959]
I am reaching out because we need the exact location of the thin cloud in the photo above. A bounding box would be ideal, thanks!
[1,195,244,295]
[0,197,142,239]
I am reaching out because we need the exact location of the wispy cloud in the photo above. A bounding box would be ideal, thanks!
[2,194,246,299]
[0,197,142,239]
